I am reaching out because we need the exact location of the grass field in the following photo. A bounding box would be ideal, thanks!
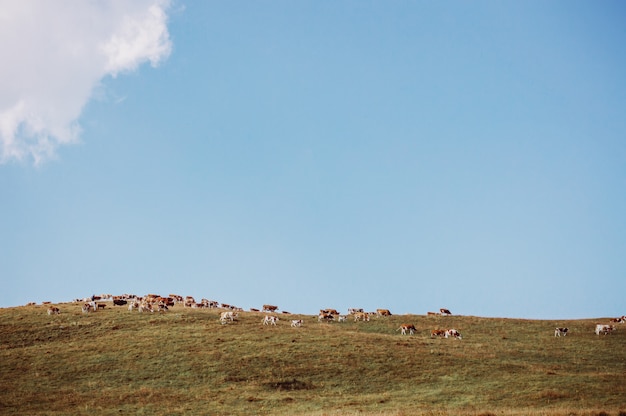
[1,302,625,415]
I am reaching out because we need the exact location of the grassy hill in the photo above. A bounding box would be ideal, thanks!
[1,302,625,415]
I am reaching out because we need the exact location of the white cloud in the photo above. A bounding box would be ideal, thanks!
[0,0,172,165]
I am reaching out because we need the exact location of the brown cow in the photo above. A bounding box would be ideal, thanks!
[376,309,392,317]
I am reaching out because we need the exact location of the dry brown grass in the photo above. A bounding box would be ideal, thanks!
[1,303,625,415]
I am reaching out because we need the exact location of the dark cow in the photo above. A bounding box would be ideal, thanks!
[554,327,569,337]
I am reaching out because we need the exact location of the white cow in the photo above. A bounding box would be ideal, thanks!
[220,311,238,324]
[291,319,303,327]
[263,315,278,326]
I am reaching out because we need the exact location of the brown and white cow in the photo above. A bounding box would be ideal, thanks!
[554,327,569,337]
[318,313,335,322]
[445,329,462,339]
[376,309,392,317]
[47,306,60,315]
[263,315,279,326]
[595,324,615,335]
[348,308,363,315]
[291,319,303,327]
[440,308,452,316]
[320,309,339,316]
[398,324,416,335]
[353,312,370,322]
[263,304,279,312]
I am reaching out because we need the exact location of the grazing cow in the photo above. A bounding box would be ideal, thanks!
[348,308,363,315]
[445,329,462,339]
[440,308,452,316]
[609,316,626,324]
[595,324,615,335]
[398,324,416,335]
[220,311,238,324]
[376,309,392,317]
[263,315,279,326]
[431,329,447,338]
[81,303,92,314]
[427,311,440,316]
[554,327,569,337]
[128,302,139,311]
[113,299,128,306]
[291,319,303,327]
[138,303,153,313]
[96,303,107,310]
[263,304,279,312]
[337,315,347,323]
[353,312,370,322]
[47,306,60,315]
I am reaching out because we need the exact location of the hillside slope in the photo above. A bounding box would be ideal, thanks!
[1,303,625,415]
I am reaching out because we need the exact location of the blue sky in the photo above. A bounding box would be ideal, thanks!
[2,1,625,319]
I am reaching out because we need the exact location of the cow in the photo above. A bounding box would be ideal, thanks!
[263,304,279,312]
[318,313,334,322]
[250,308,260,312]
[138,303,153,313]
[609,316,625,324]
[595,324,615,335]
[47,306,60,315]
[445,329,462,339]
[376,309,392,317]
[440,308,452,316]
[128,301,139,311]
[321,308,339,316]
[81,303,92,314]
[96,303,107,310]
[220,311,238,324]
[291,319,303,327]
[348,308,363,315]
[554,327,569,337]
[353,312,370,322]
[398,324,416,335]
[184,296,196,307]
[113,299,128,306]
[263,315,279,326]
[337,315,347,323]
[427,311,440,316]
[431,329,447,338]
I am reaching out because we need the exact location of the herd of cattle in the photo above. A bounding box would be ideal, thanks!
[37,294,626,339]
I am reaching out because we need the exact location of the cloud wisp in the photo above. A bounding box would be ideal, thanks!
[0,0,172,165]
